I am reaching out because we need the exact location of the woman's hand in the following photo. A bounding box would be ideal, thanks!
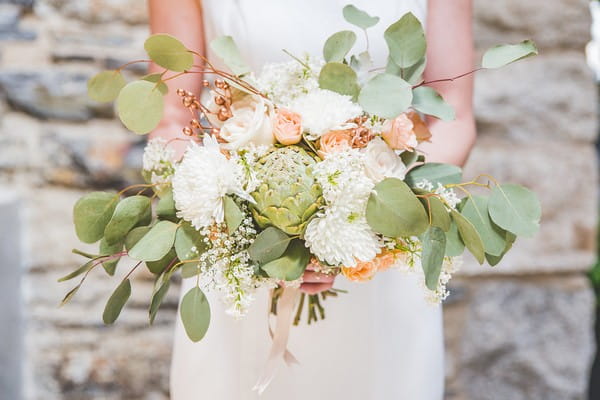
[300,265,335,295]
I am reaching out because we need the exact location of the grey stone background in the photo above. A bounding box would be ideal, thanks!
[0,0,596,399]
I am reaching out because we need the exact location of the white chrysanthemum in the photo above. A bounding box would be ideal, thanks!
[255,57,322,106]
[172,136,253,230]
[416,179,461,209]
[288,88,363,139]
[304,207,381,267]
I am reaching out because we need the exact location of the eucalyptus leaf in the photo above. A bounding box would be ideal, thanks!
[156,189,177,221]
[405,163,462,187]
[248,227,292,264]
[486,232,517,266]
[60,284,81,306]
[144,34,193,72]
[181,262,201,278]
[129,221,178,262]
[384,12,426,68]
[488,184,541,237]
[445,221,465,257]
[358,73,412,119]
[210,36,251,76]
[103,279,132,325]
[73,192,119,244]
[149,276,171,324]
[400,150,419,168]
[342,4,380,29]
[175,222,206,261]
[261,239,310,281]
[412,86,455,121]
[318,62,360,99]
[323,30,357,63]
[99,237,123,276]
[366,178,429,237]
[103,196,152,245]
[57,259,96,282]
[421,226,447,290]
[180,286,211,342]
[223,196,243,235]
[451,210,485,264]
[482,40,538,69]
[402,56,427,84]
[461,196,506,256]
[72,249,99,259]
[146,247,177,275]
[87,70,126,102]
[418,195,451,232]
[141,73,169,95]
[116,80,164,134]
[124,226,151,251]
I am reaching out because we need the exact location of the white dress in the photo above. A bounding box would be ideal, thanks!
[171,1,444,399]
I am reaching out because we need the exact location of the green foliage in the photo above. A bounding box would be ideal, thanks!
[210,36,251,76]
[384,12,426,68]
[104,196,151,245]
[73,192,119,244]
[323,30,357,63]
[318,62,360,99]
[248,227,292,264]
[488,184,541,237]
[366,178,429,237]
[421,226,447,290]
[401,57,427,84]
[445,221,465,257]
[144,34,193,72]
[174,222,206,261]
[405,163,462,187]
[485,232,516,266]
[116,80,164,134]
[418,194,451,232]
[358,73,412,119]
[400,150,419,168]
[141,73,169,95]
[481,40,538,69]
[58,259,96,282]
[146,248,177,274]
[451,210,485,264]
[129,221,178,262]
[156,189,177,221]
[411,86,455,121]
[180,286,211,342]
[461,196,506,257]
[223,196,243,235]
[87,70,126,102]
[124,226,151,251]
[342,4,380,29]
[99,238,123,275]
[181,262,201,278]
[149,274,171,324]
[261,239,310,281]
[103,279,132,324]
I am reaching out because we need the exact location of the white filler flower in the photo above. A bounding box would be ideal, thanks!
[172,136,253,230]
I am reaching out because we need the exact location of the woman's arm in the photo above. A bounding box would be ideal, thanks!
[419,0,476,167]
[148,0,205,157]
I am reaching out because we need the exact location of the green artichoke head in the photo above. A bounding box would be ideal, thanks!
[250,146,323,235]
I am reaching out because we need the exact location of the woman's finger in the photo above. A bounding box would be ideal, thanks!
[302,270,334,283]
[300,282,334,295]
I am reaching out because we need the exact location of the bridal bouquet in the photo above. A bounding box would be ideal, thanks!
[61,5,540,344]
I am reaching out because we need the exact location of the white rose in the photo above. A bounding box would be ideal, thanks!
[362,137,407,182]
[219,94,276,150]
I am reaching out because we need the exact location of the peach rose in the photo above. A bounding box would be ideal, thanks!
[382,113,419,151]
[406,111,432,143]
[273,108,303,145]
[318,129,353,159]
[341,260,378,282]
[375,250,399,272]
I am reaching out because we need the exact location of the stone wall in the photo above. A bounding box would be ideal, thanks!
[0,0,595,399]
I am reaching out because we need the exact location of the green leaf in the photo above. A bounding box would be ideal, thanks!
[73,192,119,244]
[445,221,465,257]
[248,227,292,264]
[405,163,462,187]
[384,12,426,68]
[342,4,380,29]
[488,184,541,237]
[223,196,243,235]
[261,239,310,281]
[57,259,96,282]
[486,232,516,266]
[209,35,251,76]
[318,62,360,99]
[129,221,178,262]
[124,226,151,251]
[141,73,169,95]
[102,279,132,325]
[323,30,357,63]
[358,73,412,119]
[181,262,201,278]
[149,276,171,324]
[146,247,177,274]
[400,150,419,168]
[174,222,206,261]
[402,57,427,84]
[451,210,485,264]
[419,194,451,232]
[87,70,126,102]
[103,196,152,245]
[60,284,82,306]
[412,87,455,121]
[116,80,165,134]
[99,237,123,276]
[461,196,506,256]
[156,189,177,221]
[366,178,429,237]
[144,34,193,72]
[180,286,211,342]
[421,226,447,290]
[72,248,99,259]
[481,40,538,69]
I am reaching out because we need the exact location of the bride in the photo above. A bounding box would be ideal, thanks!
[148,0,475,399]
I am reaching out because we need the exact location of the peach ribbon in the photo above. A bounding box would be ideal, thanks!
[253,287,300,395]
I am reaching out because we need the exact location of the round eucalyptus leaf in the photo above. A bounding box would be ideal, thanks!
[156,189,177,221]
[486,232,517,266]
[73,192,119,244]
[358,73,412,119]
[141,73,169,95]
[482,40,538,69]
[124,226,151,251]
[174,222,206,261]
[129,221,178,262]
[451,210,485,264]
[445,221,465,257]
[223,196,243,235]
[261,239,310,281]
[103,279,132,325]
[412,86,456,121]
[418,195,451,232]
[405,163,462,187]
[318,62,360,99]
[116,80,165,134]
[384,12,426,68]
[87,70,126,102]
[247,227,292,265]
[342,4,380,29]
[103,196,152,246]
[323,30,357,63]
[146,247,177,275]
[99,237,123,276]
[488,184,541,237]
[421,226,447,291]
[209,35,251,76]
[180,286,211,342]
[461,196,506,257]
[144,34,193,72]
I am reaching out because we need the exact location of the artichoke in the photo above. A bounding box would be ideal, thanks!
[250,146,323,235]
